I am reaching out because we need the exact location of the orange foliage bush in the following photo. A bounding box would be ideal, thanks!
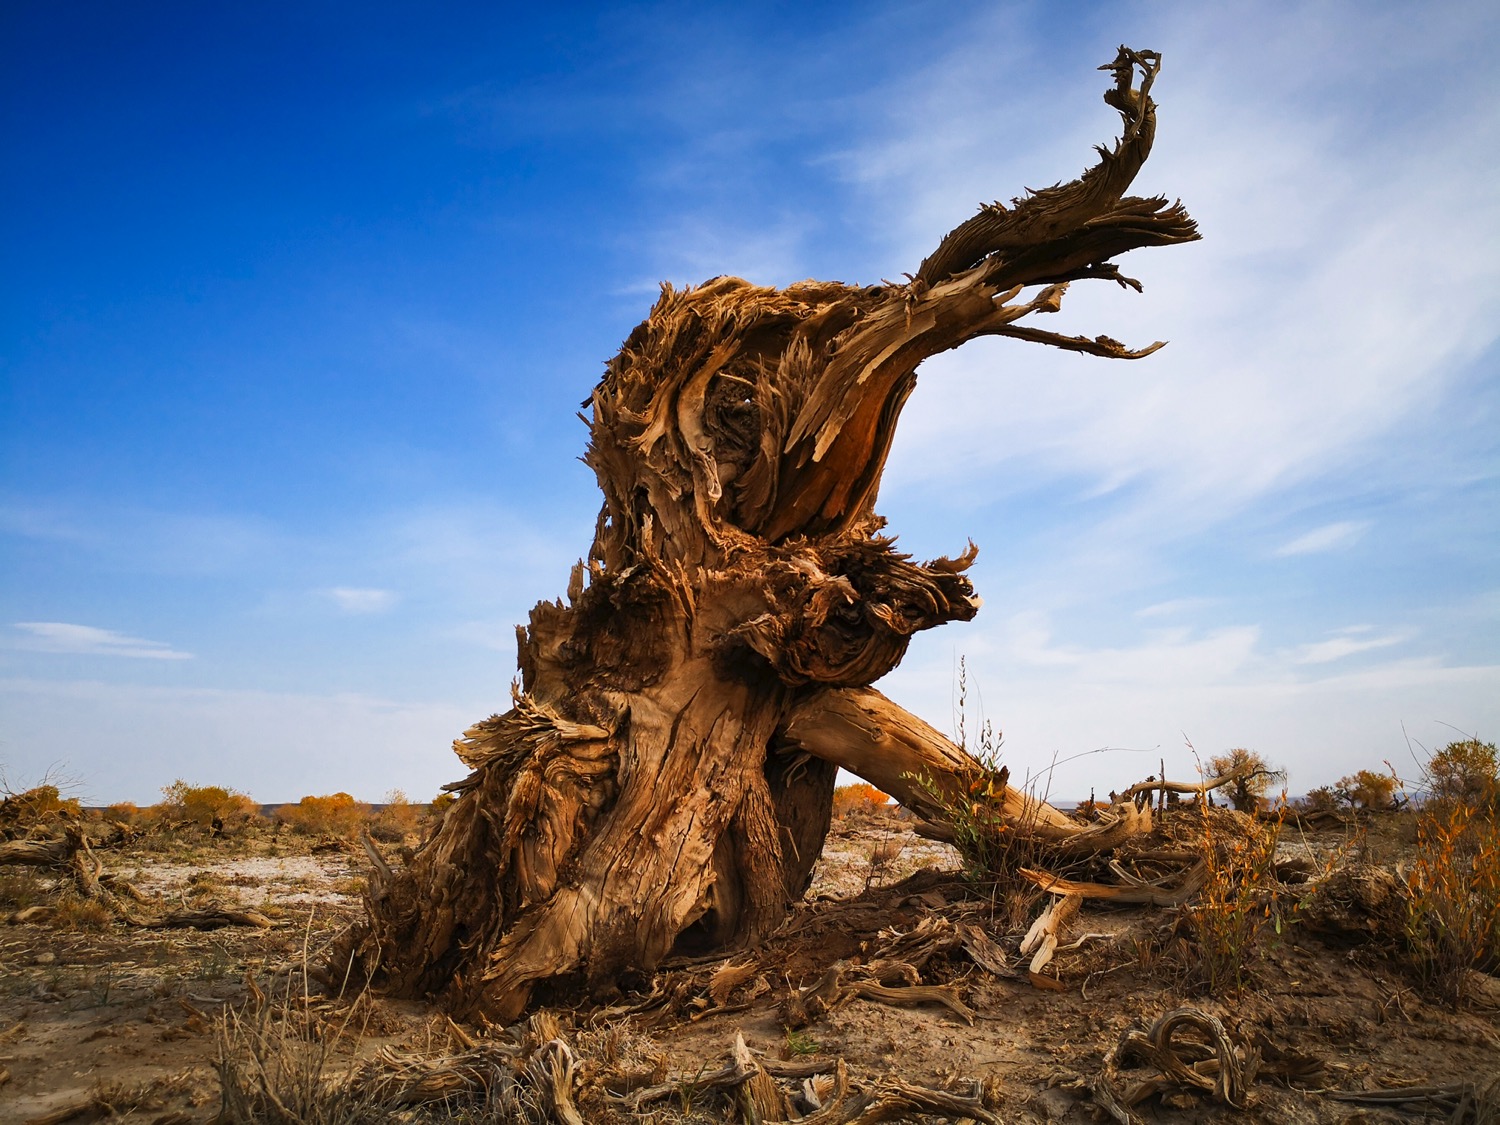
[369,789,423,842]
[1336,769,1397,810]
[1404,797,1500,1001]
[0,784,82,834]
[156,780,258,830]
[278,792,372,838]
[105,801,144,825]
[832,782,890,817]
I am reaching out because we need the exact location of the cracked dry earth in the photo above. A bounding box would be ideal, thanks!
[2,813,1497,1124]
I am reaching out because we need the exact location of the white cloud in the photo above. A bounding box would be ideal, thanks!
[326,587,397,614]
[12,622,193,660]
[853,3,1500,549]
[1274,520,1370,557]
[1292,628,1405,665]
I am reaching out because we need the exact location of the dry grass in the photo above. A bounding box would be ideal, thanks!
[1181,804,1287,995]
[1402,798,1500,1004]
[51,894,115,931]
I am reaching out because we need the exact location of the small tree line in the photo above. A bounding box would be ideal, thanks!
[96,781,452,841]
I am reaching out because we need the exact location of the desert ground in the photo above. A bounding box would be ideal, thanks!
[2,800,1498,1124]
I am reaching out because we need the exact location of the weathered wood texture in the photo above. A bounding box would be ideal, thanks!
[343,48,1197,1021]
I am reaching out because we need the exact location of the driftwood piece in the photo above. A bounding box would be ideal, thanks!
[1118,762,1255,801]
[733,1031,791,1123]
[802,1077,1000,1125]
[1096,1007,1260,1118]
[146,907,274,931]
[524,1039,586,1125]
[1020,861,1208,906]
[1327,1077,1500,1121]
[620,1053,841,1112]
[342,46,1197,1020]
[790,960,975,1025]
[625,1043,998,1125]
[0,835,77,868]
[1019,892,1082,980]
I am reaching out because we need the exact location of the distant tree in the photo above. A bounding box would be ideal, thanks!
[832,782,890,817]
[1302,786,1339,813]
[279,792,371,837]
[1335,769,1397,811]
[105,801,144,826]
[1425,738,1499,812]
[157,780,257,830]
[370,789,423,842]
[1205,748,1285,812]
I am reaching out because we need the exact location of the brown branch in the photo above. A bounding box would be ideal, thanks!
[983,323,1165,359]
[915,47,1189,286]
[1119,761,1253,801]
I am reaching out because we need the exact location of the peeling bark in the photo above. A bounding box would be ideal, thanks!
[342,47,1198,1020]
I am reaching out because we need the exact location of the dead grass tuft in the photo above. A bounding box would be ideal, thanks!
[1180,803,1287,995]
[52,893,115,931]
[1402,797,1500,1005]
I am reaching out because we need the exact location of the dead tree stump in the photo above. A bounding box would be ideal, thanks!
[340,47,1198,1021]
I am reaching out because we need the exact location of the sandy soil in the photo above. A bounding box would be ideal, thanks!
[1,813,1497,1123]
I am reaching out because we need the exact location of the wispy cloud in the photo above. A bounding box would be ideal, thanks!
[325,588,397,614]
[861,4,1500,549]
[1292,627,1405,665]
[1274,520,1370,557]
[12,622,193,660]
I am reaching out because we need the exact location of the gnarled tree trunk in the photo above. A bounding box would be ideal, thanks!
[340,48,1197,1021]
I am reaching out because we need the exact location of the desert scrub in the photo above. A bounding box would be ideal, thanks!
[157,780,260,831]
[832,781,890,817]
[784,1028,821,1057]
[1402,797,1500,1004]
[0,869,50,911]
[1182,804,1287,995]
[277,792,372,838]
[53,893,115,931]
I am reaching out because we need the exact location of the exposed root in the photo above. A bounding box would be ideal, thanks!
[620,1032,1000,1124]
[1095,1007,1260,1118]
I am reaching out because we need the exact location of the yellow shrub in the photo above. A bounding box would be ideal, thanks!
[278,792,372,838]
[157,781,259,829]
[105,801,144,825]
[0,784,82,833]
[369,790,422,842]
[832,783,889,817]
[1183,806,1287,995]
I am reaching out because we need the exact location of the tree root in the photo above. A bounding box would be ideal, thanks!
[620,1032,1000,1124]
[1094,1007,1260,1120]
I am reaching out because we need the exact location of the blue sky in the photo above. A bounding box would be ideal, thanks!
[3,2,1497,804]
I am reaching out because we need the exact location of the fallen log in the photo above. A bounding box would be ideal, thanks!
[1020,861,1208,907]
